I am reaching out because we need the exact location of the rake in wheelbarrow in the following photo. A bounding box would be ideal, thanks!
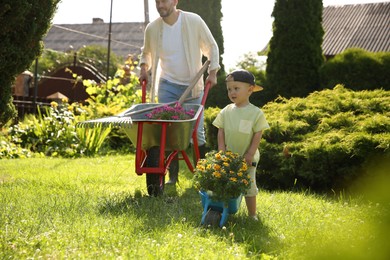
[77,61,211,196]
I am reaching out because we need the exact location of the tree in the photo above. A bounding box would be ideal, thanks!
[0,0,60,127]
[32,46,123,79]
[266,0,324,99]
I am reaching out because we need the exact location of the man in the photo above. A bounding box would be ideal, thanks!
[139,0,220,185]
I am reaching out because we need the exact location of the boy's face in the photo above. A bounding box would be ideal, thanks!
[226,81,254,107]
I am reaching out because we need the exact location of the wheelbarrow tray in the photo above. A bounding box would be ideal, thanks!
[122,103,203,151]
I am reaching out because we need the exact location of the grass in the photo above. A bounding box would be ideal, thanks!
[0,154,389,259]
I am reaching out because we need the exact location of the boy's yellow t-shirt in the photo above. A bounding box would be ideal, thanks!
[212,103,269,162]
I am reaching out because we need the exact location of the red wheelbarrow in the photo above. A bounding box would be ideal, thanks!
[77,61,211,196]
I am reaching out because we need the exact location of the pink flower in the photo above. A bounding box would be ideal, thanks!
[145,102,195,120]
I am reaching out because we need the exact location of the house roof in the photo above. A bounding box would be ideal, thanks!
[44,2,389,60]
[43,18,145,58]
[322,2,390,57]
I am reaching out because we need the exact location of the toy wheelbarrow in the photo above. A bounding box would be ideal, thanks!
[77,61,211,196]
[200,191,243,227]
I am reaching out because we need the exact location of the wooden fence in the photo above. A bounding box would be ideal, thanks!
[12,96,52,119]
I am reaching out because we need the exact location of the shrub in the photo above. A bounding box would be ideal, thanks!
[259,85,390,191]
[320,48,390,91]
[0,0,59,126]
[204,86,390,192]
[5,100,110,158]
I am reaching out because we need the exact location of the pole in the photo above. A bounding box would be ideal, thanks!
[33,58,39,113]
[144,0,149,27]
[106,0,113,80]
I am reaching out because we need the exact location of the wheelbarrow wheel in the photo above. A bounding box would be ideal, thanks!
[145,146,165,196]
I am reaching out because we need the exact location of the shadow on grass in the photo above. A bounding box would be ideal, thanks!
[97,169,280,257]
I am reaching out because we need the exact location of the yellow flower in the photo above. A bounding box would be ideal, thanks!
[212,171,221,178]
[50,101,58,108]
[193,150,251,202]
[196,165,205,171]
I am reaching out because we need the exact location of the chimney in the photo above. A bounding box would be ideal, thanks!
[92,18,104,24]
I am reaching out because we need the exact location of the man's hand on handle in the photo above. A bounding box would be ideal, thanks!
[205,69,218,88]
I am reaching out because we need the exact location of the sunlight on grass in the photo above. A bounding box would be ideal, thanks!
[0,155,388,259]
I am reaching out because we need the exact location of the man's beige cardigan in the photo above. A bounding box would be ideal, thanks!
[140,10,220,101]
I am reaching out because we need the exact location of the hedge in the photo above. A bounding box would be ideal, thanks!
[204,85,389,192]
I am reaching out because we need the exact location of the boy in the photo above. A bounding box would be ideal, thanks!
[212,69,269,220]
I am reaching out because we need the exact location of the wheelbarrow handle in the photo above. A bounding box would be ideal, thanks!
[141,80,147,103]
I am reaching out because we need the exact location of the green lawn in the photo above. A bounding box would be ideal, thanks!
[0,155,388,259]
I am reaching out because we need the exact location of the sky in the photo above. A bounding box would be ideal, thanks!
[52,0,386,70]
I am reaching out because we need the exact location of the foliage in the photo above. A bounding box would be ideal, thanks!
[84,67,142,115]
[259,85,390,191]
[0,0,60,127]
[1,61,142,158]
[320,48,390,91]
[81,64,143,152]
[0,139,32,159]
[4,100,110,158]
[204,86,390,191]
[0,155,388,259]
[30,45,123,78]
[266,0,324,99]
[203,106,222,149]
[204,72,231,108]
[194,150,251,202]
[145,103,195,120]
[29,49,73,76]
[77,45,123,78]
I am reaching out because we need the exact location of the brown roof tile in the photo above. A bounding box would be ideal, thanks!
[44,21,145,58]
[322,2,390,57]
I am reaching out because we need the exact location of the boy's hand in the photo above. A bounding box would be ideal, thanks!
[244,154,253,167]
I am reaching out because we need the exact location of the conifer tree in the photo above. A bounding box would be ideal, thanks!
[0,0,59,126]
[266,0,325,99]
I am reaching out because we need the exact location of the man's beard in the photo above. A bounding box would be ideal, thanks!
[158,6,174,18]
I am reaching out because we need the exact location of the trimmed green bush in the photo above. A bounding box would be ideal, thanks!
[320,48,390,91]
[0,0,60,126]
[204,86,390,192]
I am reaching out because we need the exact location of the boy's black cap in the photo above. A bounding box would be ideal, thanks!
[226,69,263,92]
